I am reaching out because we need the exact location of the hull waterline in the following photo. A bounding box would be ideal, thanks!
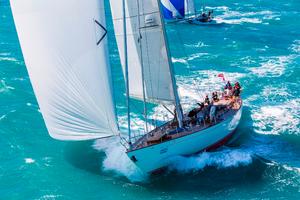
[127,105,243,174]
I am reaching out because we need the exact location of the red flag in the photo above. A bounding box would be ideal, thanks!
[218,73,225,81]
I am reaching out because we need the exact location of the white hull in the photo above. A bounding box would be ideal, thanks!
[127,106,243,173]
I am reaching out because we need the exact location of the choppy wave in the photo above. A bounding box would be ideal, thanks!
[0,53,23,64]
[0,56,19,62]
[249,55,294,77]
[251,99,300,135]
[0,79,14,93]
[172,53,210,65]
[289,40,300,53]
[172,57,188,65]
[211,8,279,24]
[184,41,209,48]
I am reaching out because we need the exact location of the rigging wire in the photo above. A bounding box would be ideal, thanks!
[137,0,149,134]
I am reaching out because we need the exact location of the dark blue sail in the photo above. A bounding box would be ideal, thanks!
[161,0,185,19]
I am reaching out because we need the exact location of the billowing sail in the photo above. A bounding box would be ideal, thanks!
[161,0,185,19]
[110,0,175,102]
[10,0,119,140]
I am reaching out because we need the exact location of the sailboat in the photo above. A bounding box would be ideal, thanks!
[11,0,242,174]
[161,0,218,25]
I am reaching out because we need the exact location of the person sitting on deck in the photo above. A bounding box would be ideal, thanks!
[224,81,233,98]
[224,81,232,90]
[212,92,219,102]
[203,103,212,123]
[204,95,210,105]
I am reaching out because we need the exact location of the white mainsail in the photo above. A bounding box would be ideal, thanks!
[184,0,196,17]
[10,0,119,140]
[110,0,175,103]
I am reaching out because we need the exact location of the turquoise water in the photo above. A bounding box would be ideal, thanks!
[1,0,300,199]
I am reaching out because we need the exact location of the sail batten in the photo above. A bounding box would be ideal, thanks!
[10,0,119,140]
[110,0,175,103]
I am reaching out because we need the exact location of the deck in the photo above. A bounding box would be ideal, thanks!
[130,97,242,151]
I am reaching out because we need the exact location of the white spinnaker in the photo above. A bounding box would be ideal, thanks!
[110,0,175,102]
[10,0,119,140]
[185,0,196,17]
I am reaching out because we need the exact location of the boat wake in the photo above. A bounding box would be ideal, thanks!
[93,136,256,181]
[167,148,253,173]
[206,6,280,25]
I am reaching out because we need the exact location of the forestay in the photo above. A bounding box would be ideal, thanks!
[10,0,119,140]
[110,0,175,103]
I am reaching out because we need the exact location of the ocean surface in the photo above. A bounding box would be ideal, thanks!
[1,0,300,199]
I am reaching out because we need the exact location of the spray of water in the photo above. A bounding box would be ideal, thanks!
[93,138,147,182]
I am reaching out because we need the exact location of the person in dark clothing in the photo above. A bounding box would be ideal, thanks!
[233,82,241,97]
[224,81,232,90]
[212,92,219,102]
[234,82,241,90]
[204,95,210,105]
[197,102,205,110]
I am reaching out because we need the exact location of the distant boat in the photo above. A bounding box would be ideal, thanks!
[11,0,242,174]
[161,0,218,25]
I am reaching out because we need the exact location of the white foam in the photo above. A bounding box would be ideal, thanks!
[205,6,229,12]
[184,41,209,48]
[0,80,15,93]
[168,149,253,173]
[187,53,209,61]
[172,57,188,65]
[220,10,275,18]
[249,55,294,77]
[93,138,147,182]
[0,56,19,62]
[289,40,300,53]
[215,9,279,25]
[251,99,300,135]
[0,114,6,121]
[215,17,262,24]
[37,194,62,200]
[25,158,35,164]
[261,86,291,100]
[0,53,11,56]
[282,165,300,175]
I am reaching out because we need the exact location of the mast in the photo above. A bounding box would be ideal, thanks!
[136,1,149,133]
[122,0,132,147]
[157,0,184,128]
